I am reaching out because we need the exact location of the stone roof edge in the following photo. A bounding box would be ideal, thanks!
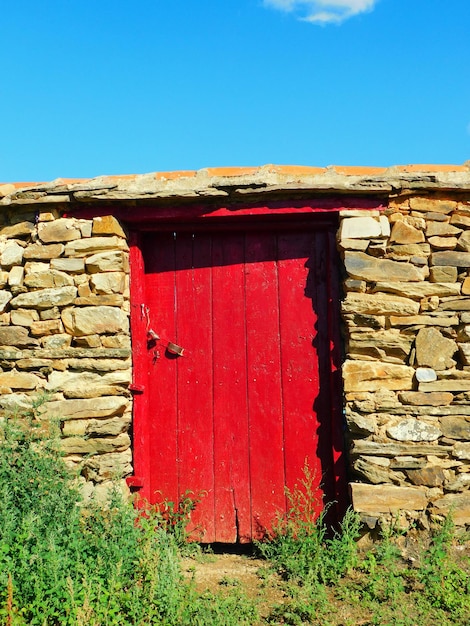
[1,163,470,206]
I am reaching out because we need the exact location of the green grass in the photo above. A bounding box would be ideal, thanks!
[0,411,468,625]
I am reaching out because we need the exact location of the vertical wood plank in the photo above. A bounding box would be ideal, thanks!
[144,232,179,505]
[245,232,286,539]
[278,233,323,513]
[175,232,216,541]
[212,234,251,542]
[128,232,151,503]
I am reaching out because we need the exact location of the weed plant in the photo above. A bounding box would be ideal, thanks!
[0,410,257,625]
[255,464,361,586]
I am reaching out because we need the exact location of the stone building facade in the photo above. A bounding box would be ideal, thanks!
[1,164,470,530]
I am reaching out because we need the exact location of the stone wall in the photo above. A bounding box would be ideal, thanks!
[2,168,470,529]
[340,196,470,530]
[0,208,132,502]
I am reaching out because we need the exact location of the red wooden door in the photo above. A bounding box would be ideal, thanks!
[139,223,342,543]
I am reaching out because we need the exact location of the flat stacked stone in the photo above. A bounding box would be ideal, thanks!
[0,212,131,502]
[340,197,470,529]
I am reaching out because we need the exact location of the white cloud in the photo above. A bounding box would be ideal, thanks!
[263,0,378,24]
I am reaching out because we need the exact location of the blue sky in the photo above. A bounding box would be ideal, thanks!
[1,0,469,182]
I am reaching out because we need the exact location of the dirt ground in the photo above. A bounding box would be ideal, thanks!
[182,552,286,617]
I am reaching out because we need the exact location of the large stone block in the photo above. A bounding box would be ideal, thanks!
[64,236,128,257]
[339,217,382,240]
[343,293,419,316]
[23,243,65,260]
[90,272,126,294]
[343,360,414,392]
[430,251,470,267]
[0,221,35,239]
[398,391,453,406]
[431,492,470,525]
[372,281,460,299]
[390,221,425,244]
[60,433,131,455]
[24,270,74,289]
[351,440,452,457]
[350,483,428,513]
[0,370,41,390]
[38,218,81,243]
[11,286,77,309]
[409,198,456,213]
[344,252,427,282]
[387,418,442,442]
[43,396,128,420]
[61,306,129,336]
[0,326,38,347]
[50,258,85,273]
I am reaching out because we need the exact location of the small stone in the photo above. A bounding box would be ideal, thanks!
[10,309,39,326]
[74,335,102,348]
[426,221,462,237]
[0,222,35,239]
[462,278,470,295]
[345,411,377,435]
[8,266,24,287]
[0,292,13,314]
[418,380,470,392]
[439,416,470,440]
[431,492,470,525]
[453,443,470,460]
[398,391,453,406]
[92,216,127,238]
[90,272,125,294]
[450,213,470,228]
[430,266,458,282]
[60,434,131,455]
[429,236,458,249]
[406,467,445,487]
[415,328,457,371]
[40,334,73,349]
[30,319,64,337]
[390,221,424,244]
[23,243,65,260]
[1,242,24,266]
[50,258,85,273]
[85,251,128,273]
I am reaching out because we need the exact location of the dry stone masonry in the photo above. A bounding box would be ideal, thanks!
[2,166,470,529]
[0,207,131,503]
[340,196,470,530]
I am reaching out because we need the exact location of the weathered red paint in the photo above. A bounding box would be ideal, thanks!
[129,208,346,543]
